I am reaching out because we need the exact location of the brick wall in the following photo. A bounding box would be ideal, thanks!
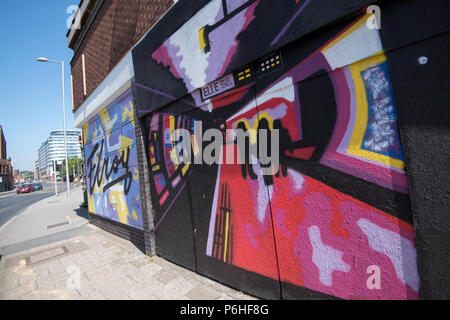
[71,0,173,112]
[132,87,156,257]
[89,213,145,250]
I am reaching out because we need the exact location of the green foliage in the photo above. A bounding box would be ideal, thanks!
[61,158,83,178]
[21,171,34,180]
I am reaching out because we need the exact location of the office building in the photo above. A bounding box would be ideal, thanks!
[37,130,82,180]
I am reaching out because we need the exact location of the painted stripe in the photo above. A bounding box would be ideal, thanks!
[223,211,230,262]
[206,148,223,256]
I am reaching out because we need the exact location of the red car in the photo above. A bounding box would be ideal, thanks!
[17,184,34,194]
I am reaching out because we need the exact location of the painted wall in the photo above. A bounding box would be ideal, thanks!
[83,88,144,230]
[132,0,449,299]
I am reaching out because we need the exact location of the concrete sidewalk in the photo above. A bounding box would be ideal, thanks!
[0,186,88,250]
[0,187,255,300]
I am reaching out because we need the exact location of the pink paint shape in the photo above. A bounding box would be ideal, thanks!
[320,68,408,194]
[159,191,169,206]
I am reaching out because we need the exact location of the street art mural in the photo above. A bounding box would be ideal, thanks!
[83,88,143,230]
[133,0,420,299]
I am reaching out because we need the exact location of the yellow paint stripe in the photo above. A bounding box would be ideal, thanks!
[234,112,274,145]
[82,124,89,144]
[87,193,95,214]
[182,164,190,176]
[347,52,405,170]
[223,211,230,263]
[100,109,113,135]
[109,191,130,225]
[198,27,206,50]
[321,14,371,53]
[169,116,175,133]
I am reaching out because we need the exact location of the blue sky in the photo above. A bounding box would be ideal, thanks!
[0,1,79,171]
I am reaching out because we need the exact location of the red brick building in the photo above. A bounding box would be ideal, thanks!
[0,125,14,192]
[69,0,173,112]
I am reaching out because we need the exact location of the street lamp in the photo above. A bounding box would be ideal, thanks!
[37,57,70,197]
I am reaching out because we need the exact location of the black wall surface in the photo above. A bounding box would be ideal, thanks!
[382,0,450,297]
[132,0,450,299]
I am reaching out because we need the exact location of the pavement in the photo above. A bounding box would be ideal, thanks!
[0,182,72,228]
[0,186,255,300]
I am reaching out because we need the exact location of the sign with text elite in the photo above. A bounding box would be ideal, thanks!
[200,73,236,101]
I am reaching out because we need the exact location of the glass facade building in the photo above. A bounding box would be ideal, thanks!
[38,130,82,179]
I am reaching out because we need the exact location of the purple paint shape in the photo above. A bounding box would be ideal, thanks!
[206,1,258,81]
[291,53,331,83]
[226,0,250,13]
[271,0,312,46]
[336,68,356,155]
[107,127,121,149]
[154,172,192,231]
[135,83,196,108]
[244,223,259,248]
[151,44,181,79]
[172,175,181,189]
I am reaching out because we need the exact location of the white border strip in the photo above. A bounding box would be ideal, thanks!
[73,51,134,128]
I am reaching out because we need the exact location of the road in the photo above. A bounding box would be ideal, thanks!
[0,182,73,229]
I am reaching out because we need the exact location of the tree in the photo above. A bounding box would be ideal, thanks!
[21,171,34,181]
[61,158,83,181]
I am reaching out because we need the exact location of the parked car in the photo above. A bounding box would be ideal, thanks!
[33,183,43,191]
[17,184,34,194]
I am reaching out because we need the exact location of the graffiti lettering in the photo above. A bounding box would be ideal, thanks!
[137,1,420,300]
[87,139,133,196]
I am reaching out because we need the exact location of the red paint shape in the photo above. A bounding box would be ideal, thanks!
[285,147,316,160]
[216,163,417,299]
[216,145,279,281]
[151,45,181,79]
[257,96,302,142]
[330,197,350,239]
[159,191,169,206]
[211,85,250,110]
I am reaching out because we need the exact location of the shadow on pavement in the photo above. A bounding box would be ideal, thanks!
[74,207,89,220]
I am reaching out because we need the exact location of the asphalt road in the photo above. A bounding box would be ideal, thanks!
[0,182,72,229]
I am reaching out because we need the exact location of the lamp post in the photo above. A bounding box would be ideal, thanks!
[53,160,58,196]
[37,57,70,197]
